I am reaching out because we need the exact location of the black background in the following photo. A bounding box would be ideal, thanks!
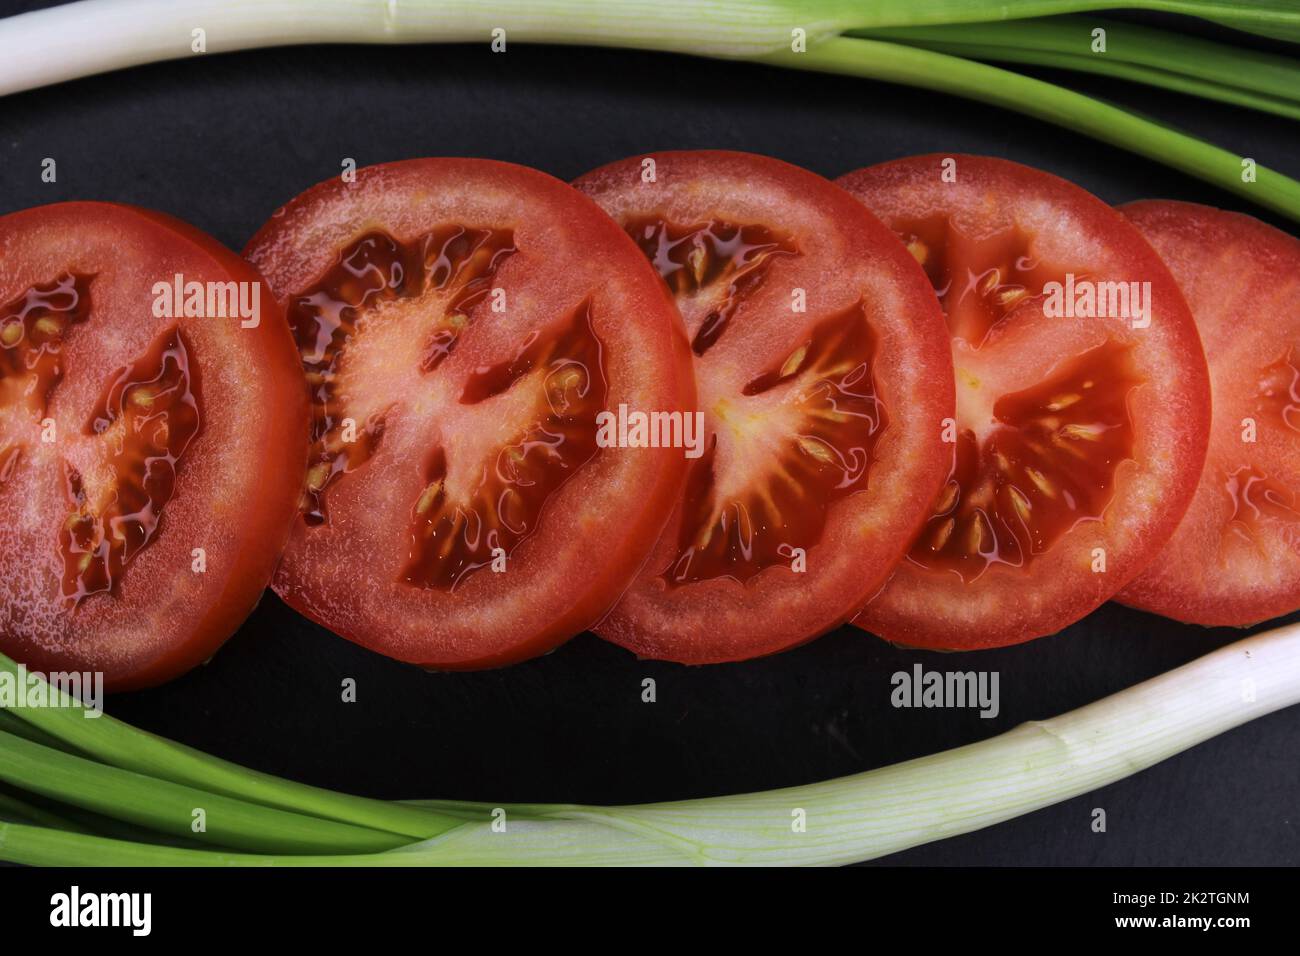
[0,0,1297,866]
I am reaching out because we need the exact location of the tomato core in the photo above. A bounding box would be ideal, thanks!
[287,227,516,523]
[900,214,1146,583]
[666,300,887,586]
[402,300,608,590]
[913,340,1141,581]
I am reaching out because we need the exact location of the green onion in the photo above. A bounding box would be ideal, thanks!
[0,788,97,834]
[2,621,1297,866]
[2,0,1299,97]
[2,2,1299,226]
[861,17,1300,121]
[0,729,415,854]
[0,655,465,839]
[763,37,1300,222]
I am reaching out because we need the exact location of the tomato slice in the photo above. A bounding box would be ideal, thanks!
[838,155,1211,649]
[1117,200,1300,626]
[244,158,694,668]
[575,150,954,662]
[0,202,308,690]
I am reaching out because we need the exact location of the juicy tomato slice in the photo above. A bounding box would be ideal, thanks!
[839,155,1211,650]
[0,202,308,690]
[1117,200,1300,626]
[244,158,694,669]
[575,150,954,662]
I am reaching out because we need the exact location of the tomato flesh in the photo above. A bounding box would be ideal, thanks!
[626,217,798,355]
[0,202,308,690]
[289,227,516,523]
[576,150,954,663]
[1117,200,1300,626]
[401,300,607,590]
[840,155,1210,650]
[246,158,694,669]
[61,325,200,604]
[667,298,886,586]
[916,339,1141,582]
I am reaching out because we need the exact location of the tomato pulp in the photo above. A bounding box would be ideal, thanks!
[839,156,1211,649]
[0,202,307,690]
[245,159,694,668]
[576,150,954,662]
[1118,200,1300,626]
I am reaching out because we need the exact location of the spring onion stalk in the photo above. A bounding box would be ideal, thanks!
[0,789,97,834]
[0,0,1298,99]
[0,729,419,854]
[2,622,1297,866]
[888,48,1300,122]
[0,782,204,846]
[0,1,1289,97]
[0,655,465,840]
[873,17,1300,101]
[763,37,1300,222]
[2,3,1298,227]
[861,17,1300,120]
[0,706,80,754]
[0,0,1297,98]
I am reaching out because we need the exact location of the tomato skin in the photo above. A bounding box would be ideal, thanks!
[245,158,695,669]
[840,156,1211,650]
[1117,200,1300,627]
[0,202,309,691]
[576,150,955,663]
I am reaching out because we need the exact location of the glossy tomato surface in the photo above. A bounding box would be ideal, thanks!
[839,156,1211,649]
[0,202,307,690]
[575,151,954,662]
[245,158,694,668]
[1118,200,1300,626]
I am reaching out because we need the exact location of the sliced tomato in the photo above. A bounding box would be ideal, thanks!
[244,158,694,668]
[839,155,1211,649]
[1117,200,1300,626]
[574,150,954,662]
[0,202,308,690]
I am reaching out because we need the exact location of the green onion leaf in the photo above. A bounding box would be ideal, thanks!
[4,622,1297,866]
[762,37,1300,222]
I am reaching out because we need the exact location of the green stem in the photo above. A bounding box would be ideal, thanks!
[0,707,82,755]
[0,789,97,834]
[857,18,1300,120]
[0,661,460,841]
[762,37,1300,222]
[885,42,1300,121]
[2,1,1299,98]
[0,730,412,854]
[5,622,1298,867]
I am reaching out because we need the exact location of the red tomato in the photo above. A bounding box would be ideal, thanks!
[839,156,1211,649]
[1117,200,1300,626]
[0,202,307,690]
[245,158,694,668]
[575,151,954,662]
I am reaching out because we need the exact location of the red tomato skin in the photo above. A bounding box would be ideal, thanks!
[576,150,956,663]
[0,203,309,691]
[840,156,1211,650]
[1118,200,1300,627]
[245,159,696,669]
